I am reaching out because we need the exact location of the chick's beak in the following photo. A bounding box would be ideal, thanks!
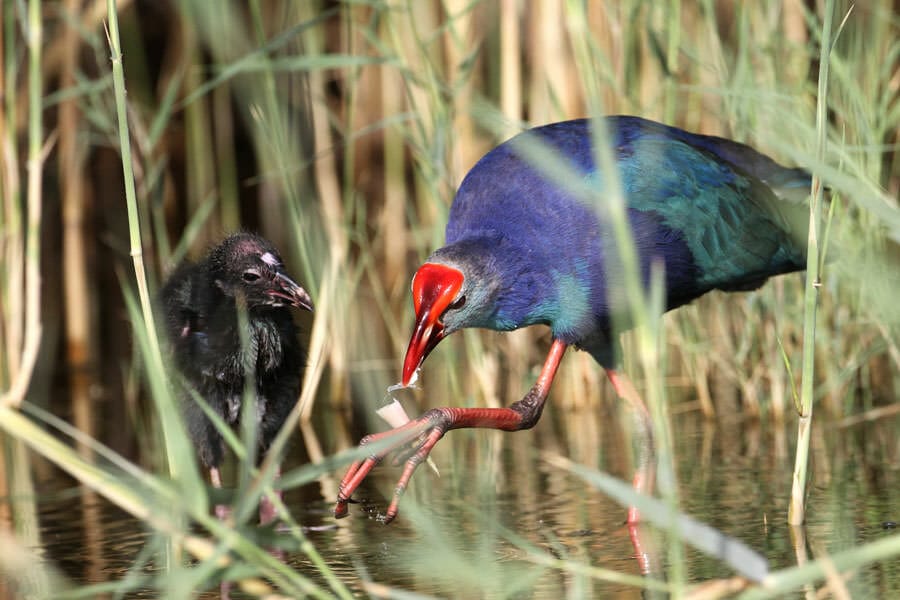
[402,263,464,386]
[270,270,314,311]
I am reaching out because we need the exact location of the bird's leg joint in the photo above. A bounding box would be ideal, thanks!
[508,384,547,430]
[421,407,454,432]
[358,432,390,463]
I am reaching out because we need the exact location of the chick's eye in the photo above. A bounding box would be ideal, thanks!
[242,271,261,283]
[449,295,466,310]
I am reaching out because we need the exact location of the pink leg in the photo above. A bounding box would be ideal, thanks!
[606,369,650,422]
[260,466,287,562]
[626,466,655,525]
[627,520,660,576]
[209,467,232,600]
[209,467,232,521]
[605,370,656,525]
[259,465,282,526]
[210,466,223,488]
[335,340,568,522]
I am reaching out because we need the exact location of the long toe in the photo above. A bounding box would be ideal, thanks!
[334,414,449,519]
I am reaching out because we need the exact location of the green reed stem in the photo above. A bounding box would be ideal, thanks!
[788,0,834,526]
[662,0,681,124]
[107,12,206,583]
[105,0,183,474]
[739,534,900,599]
[0,0,18,392]
[106,1,158,361]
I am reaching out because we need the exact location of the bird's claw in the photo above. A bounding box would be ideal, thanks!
[334,408,451,522]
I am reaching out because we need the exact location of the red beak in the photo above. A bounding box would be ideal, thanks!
[401,263,464,386]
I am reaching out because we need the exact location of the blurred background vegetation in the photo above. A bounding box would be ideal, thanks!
[3,0,898,444]
[1,0,898,597]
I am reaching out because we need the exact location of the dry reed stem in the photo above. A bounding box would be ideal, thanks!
[60,0,96,443]
[528,0,566,122]
[0,529,57,596]
[0,116,23,392]
[499,0,522,133]
[5,0,51,408]
[298,259,335,424]
[810,541,853,600]
[380,50,407,291]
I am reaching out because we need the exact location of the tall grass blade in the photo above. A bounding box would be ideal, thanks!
[788,0,837,527]
[739,534,900,599]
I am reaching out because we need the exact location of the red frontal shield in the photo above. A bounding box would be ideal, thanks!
[402,263,464,385]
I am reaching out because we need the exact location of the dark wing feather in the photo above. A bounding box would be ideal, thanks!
[616,131,807,292]
[160,261,202,343]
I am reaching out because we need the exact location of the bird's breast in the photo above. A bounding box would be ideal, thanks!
[247,317,288,373]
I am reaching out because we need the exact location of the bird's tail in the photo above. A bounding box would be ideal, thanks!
[765,167,813,204]
[768,167,815,260]
[677,126,816,254]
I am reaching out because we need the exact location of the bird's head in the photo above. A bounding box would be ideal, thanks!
[402,249,501,386]
[209,233,314,311]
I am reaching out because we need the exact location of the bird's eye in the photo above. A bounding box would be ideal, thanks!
[449,295,466,310]
[242,270,261,283]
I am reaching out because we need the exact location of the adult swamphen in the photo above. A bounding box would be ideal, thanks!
[335,115,810,523]
[161,232,313,523]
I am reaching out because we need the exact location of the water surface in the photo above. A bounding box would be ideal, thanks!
[21,404,900,598]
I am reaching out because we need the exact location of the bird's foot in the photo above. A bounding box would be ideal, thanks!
[334,408,455,523]
[259,491,283,527]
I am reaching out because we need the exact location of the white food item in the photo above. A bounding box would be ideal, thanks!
[375,374,440,476]
[375,398,414,428]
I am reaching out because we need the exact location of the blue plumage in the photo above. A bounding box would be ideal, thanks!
[334,115,812,524]
[436,116,809,365]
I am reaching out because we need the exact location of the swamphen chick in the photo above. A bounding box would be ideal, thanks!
[335,115,811,523]
[161,232,313,523]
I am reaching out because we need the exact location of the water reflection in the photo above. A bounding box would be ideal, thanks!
[17,406,900,597]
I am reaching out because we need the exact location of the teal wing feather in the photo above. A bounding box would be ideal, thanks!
[616,133,808,291]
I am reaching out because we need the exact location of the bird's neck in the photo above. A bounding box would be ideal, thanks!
[437,236,551,331]
[439,235,601,341]
[203,280,285,356]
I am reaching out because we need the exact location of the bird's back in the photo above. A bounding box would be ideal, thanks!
[610,116,809,293]
[444,116,809,352]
